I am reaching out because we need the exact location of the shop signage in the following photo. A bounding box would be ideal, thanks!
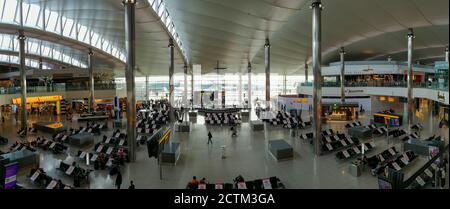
[345,89,364,94]
[293,98,308,104]
[12,95,62,104]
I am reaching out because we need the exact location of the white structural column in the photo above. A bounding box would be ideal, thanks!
[88,48,95,112]
[145,75,149,101]
[283,74,287,95]
[247,62,252,109]
[168,39,175,121]
[18,30,27,134]
[265,39,271,102]
[183,64,188,107]
[305,62,308,82]
[406,28,415,133]
[123,0,137,162]
[339,47,345,103]
[445,46,449,62]
[311,0,322,156]
[191,68,194,109]
[238,73,243,105]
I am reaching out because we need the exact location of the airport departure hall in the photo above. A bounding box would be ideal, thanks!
[0,0,448,190]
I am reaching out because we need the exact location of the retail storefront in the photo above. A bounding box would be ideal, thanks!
[11,95,63,115]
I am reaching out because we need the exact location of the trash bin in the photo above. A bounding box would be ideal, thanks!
[113,120,122,129]
[349,160,362,177]
[290,129,296,137]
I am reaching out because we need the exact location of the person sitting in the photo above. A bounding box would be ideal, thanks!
[199,178,207,184]
[128,181,135,189]
[190,176,199,187]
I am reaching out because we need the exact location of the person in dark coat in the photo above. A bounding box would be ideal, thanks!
[207,131,213,144]
[115,172,122,189]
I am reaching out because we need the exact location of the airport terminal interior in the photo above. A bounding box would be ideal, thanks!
[0,0,448,189]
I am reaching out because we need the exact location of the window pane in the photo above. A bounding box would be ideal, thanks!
[2,0,17,23]
[24,4,42,28]
[79,25,88,43]
[45,10,60,34]
[62,17,74,37]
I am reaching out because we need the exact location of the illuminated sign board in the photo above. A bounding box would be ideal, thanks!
[294,98,309,104]
[12,95,62,104]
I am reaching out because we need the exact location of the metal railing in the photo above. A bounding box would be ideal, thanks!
[299,81,448,92]
[0,83,116,95]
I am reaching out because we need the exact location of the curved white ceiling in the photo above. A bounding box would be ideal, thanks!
[165,0,448,75]
[1,0,447,77]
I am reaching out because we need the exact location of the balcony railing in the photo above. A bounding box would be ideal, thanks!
[0,83,116,95]
[299,81,448,92]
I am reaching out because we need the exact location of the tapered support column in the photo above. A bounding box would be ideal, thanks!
[145,75,149,101]
[311,0,322,156]
[123,0,136,162]
[18,31,27,133]
[39,58,43,70]
[191,69,194,109]
[183,64,188,107]
[407,28,415,133]
[88,48,95,113]
[265,39,271,103]
[305,62,308,82]
[247,62,252,109]
[339,47,345,103]
[238,73,243,105]
[445,46,449,62]
[168,39,175,122]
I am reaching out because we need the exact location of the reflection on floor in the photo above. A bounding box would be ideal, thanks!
[0,109,448,189]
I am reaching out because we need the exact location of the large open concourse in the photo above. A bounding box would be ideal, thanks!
[0,0,449,202]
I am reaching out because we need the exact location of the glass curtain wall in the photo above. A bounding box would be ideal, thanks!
[116,74,303,108]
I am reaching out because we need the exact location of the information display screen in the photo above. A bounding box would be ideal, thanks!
[3,162,18,189]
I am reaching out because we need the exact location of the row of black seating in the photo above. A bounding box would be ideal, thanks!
[52,132,70,143]
[137,109,169,125]
[29,168,72,189]
[0,135,7,145]
[187,176,284,189]
[94,142,128,158]
[400,132,420,141]
[76,150,122,172]
[36,137,67,154]
[409,163,438,189]
[345,121,363,128]
[263,111,311,129]
[102,135,128,147]
[136,124,161,136]
[321,133,348,144]
[8,141,36,152]
[322,136,360,152]
[388,129,407,138]
[410,123,423,131]
[367,146,399,172]
[205,112,242,125]
[335,141,376,160]
[112,130,127,139]
[322,129,335,136]
[371,125,389,135]
[57,161,91,184]
[385,150,417,171]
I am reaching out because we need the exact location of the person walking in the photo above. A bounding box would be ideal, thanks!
[207,131,213,144]
[115,171,122,189]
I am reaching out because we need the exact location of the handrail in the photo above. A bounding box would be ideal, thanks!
[400,144,449,189]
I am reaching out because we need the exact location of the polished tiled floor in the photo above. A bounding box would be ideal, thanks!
[0,107,448,189]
